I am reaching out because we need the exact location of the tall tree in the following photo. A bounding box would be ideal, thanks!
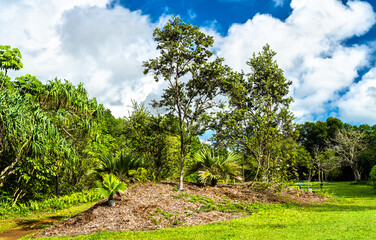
[0,45,23,90]
[214,44,295,182]
[143,16,230,190]
[297,121,329,157]
[333,128,366,181]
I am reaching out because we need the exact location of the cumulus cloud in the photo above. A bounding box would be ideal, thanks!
[337,68,376,124]
[1,0,376,122]
[0,0,161,117]
[215,0,376,122]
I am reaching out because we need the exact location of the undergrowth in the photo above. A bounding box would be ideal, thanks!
[0,190,101,219]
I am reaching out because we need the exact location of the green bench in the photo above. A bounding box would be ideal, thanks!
[295,182,328,191]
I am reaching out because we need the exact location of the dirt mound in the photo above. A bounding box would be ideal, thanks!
[32,181,326,238]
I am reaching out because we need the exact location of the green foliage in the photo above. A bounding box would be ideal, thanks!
[0,45,23,90]
[95,174,126,201]
[13,74,45,100]
[0,190,100,219]
[369,165,376,190]
[91,150,145,182]
[0,89,76,204]
[0,51,111,203]
[213,44,296,182]
[297,121,329,157]
[122,102,180,181]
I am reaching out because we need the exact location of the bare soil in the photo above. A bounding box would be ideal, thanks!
[32,181,326,238]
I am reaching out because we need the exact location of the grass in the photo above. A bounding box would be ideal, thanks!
[18,182,376,239]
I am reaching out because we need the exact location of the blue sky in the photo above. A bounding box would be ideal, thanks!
[114,0,294,35]
[1,0,376,124]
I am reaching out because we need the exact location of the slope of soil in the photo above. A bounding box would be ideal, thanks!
[32,181,326,238]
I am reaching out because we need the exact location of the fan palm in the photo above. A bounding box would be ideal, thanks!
[92,151,144,182]
[186,149,242,186]
[95,173,126,207]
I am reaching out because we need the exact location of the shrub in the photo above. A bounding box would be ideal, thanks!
[369,165,376,190]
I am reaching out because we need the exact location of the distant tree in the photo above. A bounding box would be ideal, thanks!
[356,124,376,178]
[326,117,344,142]
[123,102,180,181]
[333,128,367,181]
[143,16,231,190]
[0,45,23,90]
[313,147,337,182]
[297,121,328,157]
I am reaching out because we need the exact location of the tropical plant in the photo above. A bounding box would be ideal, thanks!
[95,174,126,207]
[186,149,242,186]
[91,151,144,182]
[0,89,76,204]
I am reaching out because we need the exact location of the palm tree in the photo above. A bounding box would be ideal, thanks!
[92,151,145,182]
[95,173,126,207]
[186,149,242,186]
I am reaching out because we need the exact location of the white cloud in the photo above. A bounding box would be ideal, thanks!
[0,0,163,117]
[215,0,376,122]
[273,0,284,7]
[187,9,197,20]
[337,68,376,124]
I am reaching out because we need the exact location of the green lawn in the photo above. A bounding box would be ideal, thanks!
[23,182,376,240]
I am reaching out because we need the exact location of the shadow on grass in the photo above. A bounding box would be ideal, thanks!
[15,215,62,230]
[320,182,376,198]
[303,202,376,212]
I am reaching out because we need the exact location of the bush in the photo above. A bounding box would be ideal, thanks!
[369,165,376,190]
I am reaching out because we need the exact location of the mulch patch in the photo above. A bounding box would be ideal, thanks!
[32,181,326,238]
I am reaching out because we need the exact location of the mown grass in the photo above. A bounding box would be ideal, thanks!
[21,182,376,240]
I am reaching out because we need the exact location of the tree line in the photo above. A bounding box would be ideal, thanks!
[1,16,375,205]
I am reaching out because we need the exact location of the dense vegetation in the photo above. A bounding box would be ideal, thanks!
[1,16,376,209]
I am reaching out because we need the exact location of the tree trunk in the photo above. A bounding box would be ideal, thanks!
[353,168,361,181]
[178,134,185,191]
[211,178,218,187]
